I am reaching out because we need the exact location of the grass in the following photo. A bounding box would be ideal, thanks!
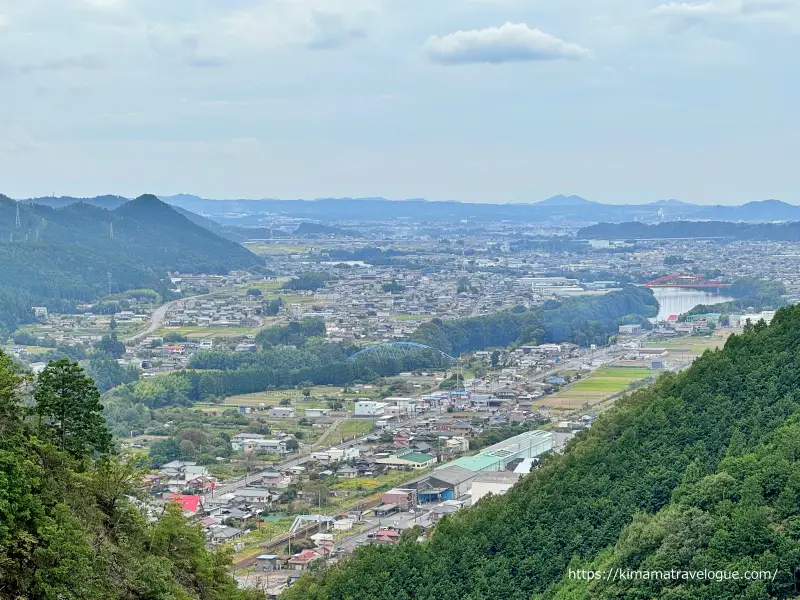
[231,517,295,562]
[246,244,309,255]
[224,387,357,409]
[154,326,265,339]
[646,332,730,359]
[325,419,374,445]
[543,366,655,410]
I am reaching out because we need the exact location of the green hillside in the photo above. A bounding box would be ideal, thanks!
[283,311,800,600]
[0,352,262,600]
[0,194,261,332]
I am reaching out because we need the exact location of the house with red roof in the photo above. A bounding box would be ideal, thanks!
[169,494,203,516]
[287,549,324,570]
[374,528,401,544]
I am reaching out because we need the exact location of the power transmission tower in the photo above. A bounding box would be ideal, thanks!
[15,203,21,228]
[109,222,114,241]
[107,270,113,296]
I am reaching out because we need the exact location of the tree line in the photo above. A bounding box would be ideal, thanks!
[411,285,659,356]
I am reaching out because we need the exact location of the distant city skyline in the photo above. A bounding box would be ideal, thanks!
[1,0,798,203]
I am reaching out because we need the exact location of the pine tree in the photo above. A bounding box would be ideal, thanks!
[34,359,112,459]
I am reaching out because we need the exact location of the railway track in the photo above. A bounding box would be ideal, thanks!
[232,498,384,569]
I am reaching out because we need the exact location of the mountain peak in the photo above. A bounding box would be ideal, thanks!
[115,194,179,218]
[537,195,595,207]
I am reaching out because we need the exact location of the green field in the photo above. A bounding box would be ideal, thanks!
[223,386,360,409]
[568,367,653,392]
[326,419,374,445]
[246,244,309,255]
[544,366,655,410]
[646,332,729,359]
[155,326,264,339]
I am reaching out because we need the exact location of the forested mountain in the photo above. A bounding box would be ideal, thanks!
[0,194,260,333]
[283,308,800,600]
[578,220,800,241]
[29,194,130,210]
[0,352,261,600]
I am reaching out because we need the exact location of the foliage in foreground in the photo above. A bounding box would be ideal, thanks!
[0,352,261,600]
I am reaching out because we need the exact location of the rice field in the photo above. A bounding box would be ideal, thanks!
[542,366,655,411]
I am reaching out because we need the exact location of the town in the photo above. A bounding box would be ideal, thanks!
[3,213,792,597]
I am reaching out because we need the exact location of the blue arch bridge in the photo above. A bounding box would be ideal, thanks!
[348,342,457,362]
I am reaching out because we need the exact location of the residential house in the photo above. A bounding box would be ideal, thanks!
[169,494,204,517]
[287,549,324,570]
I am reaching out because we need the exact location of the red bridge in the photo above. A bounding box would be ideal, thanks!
[644,274,732,289]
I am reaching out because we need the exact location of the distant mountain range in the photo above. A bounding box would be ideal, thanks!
[578,221,800,241]
[155,194,800,225]
[15,193,800,225]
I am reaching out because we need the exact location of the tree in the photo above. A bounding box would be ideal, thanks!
[491,350,501,368]
[109,316,118,330]
[285,438,300,452]
[246,288,262,297]
[95,332,125,359]
[149,437,181,467]
[179,439,198,460]
[34,359,112,459]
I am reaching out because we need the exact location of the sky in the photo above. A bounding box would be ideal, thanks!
[1,0,798,204]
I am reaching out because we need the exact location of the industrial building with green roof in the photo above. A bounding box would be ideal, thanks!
[435,430,554,474]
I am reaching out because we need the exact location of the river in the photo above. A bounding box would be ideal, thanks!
[649,287,735,321]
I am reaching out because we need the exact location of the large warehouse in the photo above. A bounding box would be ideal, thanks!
[439,430,554,474]
[405,430,554,502]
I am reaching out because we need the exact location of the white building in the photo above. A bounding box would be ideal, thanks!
[470,472,522,504]
[354,401,388,417]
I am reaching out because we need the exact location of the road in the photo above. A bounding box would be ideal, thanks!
[205,413,424,503]
[125,293,212,344]
[124,300,175,344]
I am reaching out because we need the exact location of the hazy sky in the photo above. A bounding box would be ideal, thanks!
[1,0,798,204]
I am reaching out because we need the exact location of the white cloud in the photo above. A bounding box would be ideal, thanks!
[651,0,795,24]
[224,0,376,49]
[423,22,592,65]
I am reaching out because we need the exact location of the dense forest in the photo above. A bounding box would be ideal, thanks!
[411,285,659,356]
[0,352,261,600]
[0,194,261,333]
[283,306,800,600]
[578,220,800,241]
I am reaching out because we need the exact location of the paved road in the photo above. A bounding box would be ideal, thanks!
[124,293,209,344]
[205,414,424,503]
[124,300,176,344]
